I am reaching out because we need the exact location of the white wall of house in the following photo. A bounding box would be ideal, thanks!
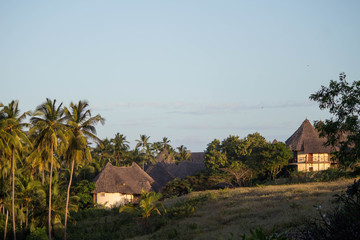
[294,152,331,172]
[96,192,133,208]
[296,162,331,172]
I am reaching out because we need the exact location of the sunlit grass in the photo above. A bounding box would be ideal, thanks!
[133,179,355,240]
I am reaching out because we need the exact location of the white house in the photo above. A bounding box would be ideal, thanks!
[285,119,334,172]
[92,162,154,207]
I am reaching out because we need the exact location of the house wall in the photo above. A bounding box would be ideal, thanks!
[294,152,331,172]
[95,192,133,208]
[296,162,331,172]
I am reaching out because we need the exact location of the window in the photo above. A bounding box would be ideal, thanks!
[100,193,105,197]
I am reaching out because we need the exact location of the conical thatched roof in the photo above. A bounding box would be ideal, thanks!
[285,119,332,154]
[92,162,154,194]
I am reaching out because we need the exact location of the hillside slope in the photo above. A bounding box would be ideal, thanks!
[134,179,355,240]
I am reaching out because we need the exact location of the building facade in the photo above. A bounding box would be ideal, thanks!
[286,119,333,172]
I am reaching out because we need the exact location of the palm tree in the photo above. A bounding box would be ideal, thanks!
[30,98,67,240]
[119,190,165,233]
[151,142,162,158]
[176,145,192,163]
[0,100,31,240]
[161,137,171,151]
[16,173,45,229]
[63,100,104,240]
[92,138,114,167]
[136,135,153,169]
[0,170,11,240]
[111,133,129,166]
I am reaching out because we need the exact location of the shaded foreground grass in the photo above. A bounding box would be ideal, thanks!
[68,179,355,240]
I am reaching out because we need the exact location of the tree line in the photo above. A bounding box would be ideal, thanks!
[0,99,194,240]
[204,133,293,184]
[2,72,360,240]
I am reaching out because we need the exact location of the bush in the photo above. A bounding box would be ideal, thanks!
[302,179,360,239]
[162,171,233,198]
[288,168,346,184]
[26,227,48,240]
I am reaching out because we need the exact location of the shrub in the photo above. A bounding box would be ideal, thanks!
[302,179,360,239]
[26,227,48,240]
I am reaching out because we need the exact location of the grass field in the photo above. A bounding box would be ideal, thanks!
[133,178,355,240]
[68,178,356,240]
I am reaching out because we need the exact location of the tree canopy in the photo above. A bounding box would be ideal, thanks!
[204,133,292,183]
[310,72,360,167]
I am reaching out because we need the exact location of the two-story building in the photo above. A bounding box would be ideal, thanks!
[285,119,333,172]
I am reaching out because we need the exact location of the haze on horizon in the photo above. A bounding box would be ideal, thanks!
[1,1,360,151]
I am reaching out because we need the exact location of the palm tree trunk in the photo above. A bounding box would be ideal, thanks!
[64,159,75,240]
[48,143,54,240]
[20,204,23,230]
[11,148,16,240]
[42,169,45,185]
[4,209,8,240]
[26,203,28,229]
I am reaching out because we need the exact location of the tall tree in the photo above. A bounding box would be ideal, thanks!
[151,142,162,158]
[30,99,67,240]
[63,100,104,240]
[15,173,45,229]
[161,137,171,151]
[111,133,129,166]
[310,72,360,168]
[175,145,192,163]
[249,142,292,180]
[136,135,153,169]
[0,100,31,240]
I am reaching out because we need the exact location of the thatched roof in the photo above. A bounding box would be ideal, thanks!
[145,163,175,192]
[166,160,205,179]
[92,162,154,194]
[285,119,332,154]
[191,152,206,163]
[146,151,206,190]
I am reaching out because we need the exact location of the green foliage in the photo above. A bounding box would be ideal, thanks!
[119,191,166,233]
[310,72,360,167]
[204,139,228,170]
[162,172,233,198]
[26,227,49,240]
[250,142,292,180]
[204,133,291,186]
[288,168,346,183]
[72,180,96,209]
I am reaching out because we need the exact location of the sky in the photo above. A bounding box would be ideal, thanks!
[1,1,360,152]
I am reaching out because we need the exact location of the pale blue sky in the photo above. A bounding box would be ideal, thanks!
[1,1,360,151]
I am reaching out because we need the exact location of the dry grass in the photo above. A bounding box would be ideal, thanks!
[132,179,355,240]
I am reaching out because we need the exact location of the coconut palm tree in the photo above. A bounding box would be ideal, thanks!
[111,133,129,166]
[30,99,67,240]
[0,170,11,240]
[119,190,165,233]
[151,142,162,158]
[92,138,114,168]
[176,145,192,163]
[161,137,171,151]
[136,135,154,169]
[63,100,104,240]
[0,100,31,240]
[16,173,45,229]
